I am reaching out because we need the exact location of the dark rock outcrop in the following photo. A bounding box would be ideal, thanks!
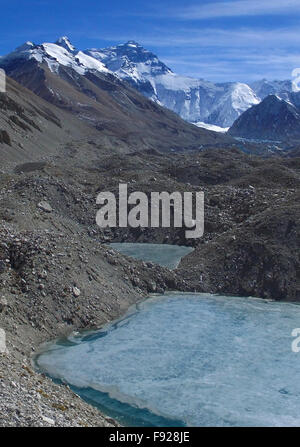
[229,93,300,142]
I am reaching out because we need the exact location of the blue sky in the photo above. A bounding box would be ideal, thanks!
[1,0,300,82]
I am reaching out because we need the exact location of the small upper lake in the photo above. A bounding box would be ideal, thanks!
[109,243,193,269]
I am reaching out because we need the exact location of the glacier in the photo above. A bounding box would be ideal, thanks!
[85,41,292,127]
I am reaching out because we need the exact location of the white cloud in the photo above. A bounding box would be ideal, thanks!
[170,0,300,20]
[91,26,300,49]
[163,49,300,82]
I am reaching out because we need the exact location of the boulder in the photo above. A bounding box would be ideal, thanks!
[0,297,7,313]
[72,287,81,297]
[37,201,52,213]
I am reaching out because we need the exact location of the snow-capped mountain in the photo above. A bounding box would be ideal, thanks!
[250,79,293,100]
[228,93,300,141]
[0,37,231,153]
[1,37,294,129]
[85,42,263,127]
[204,82,260,127]
[0,37,109,76]
[86,41,171,101]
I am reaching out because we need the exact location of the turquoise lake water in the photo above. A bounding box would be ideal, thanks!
[36,292,300,427]
[109,243,193,269]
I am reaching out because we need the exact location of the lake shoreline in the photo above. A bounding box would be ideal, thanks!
[0,241,190,427]
[35,292,300,427]
[0,277,148,427]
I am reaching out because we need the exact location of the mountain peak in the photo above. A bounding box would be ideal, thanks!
[123,41,141,48]
[15,41,35,52]
[1,36,109,78]
[55,36,75,52]
[85,41,172,84]
[228,91,300,140]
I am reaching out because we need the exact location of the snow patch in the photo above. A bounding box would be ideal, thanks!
[193,122,229,133]
[55,36,75,53]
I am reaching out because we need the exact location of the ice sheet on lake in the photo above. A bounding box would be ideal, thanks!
[36,293,300,427]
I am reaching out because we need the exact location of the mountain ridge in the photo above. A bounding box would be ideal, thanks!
[228,93,300,142]
[0,38,233,161]
[1,37,294,128]
[84,40,293,127]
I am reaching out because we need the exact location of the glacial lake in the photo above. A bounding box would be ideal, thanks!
[109,243,193,269]
[36,292,300,427]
